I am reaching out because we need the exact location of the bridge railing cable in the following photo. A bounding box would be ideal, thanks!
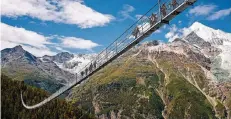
[73,0,190,84]
[56,0,188,96]
[21,0,197,109]
[75,3,160,79]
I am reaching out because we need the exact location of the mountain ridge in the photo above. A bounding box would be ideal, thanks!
[187,22,231,44]
[1,22,231,118]
[1,46,75,93]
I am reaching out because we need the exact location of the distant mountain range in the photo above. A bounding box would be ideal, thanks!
[1,45,75,93]
[41,52,96,74]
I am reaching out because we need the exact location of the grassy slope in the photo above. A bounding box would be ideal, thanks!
[2,68,64,93]
[70,53,218,118]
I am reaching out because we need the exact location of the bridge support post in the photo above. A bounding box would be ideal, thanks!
[158,0,161,20]
[105,48,108,60]
[116,41,118,54]
[76,73,77,83]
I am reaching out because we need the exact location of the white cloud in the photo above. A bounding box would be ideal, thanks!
[155,29,161,33]
[189,5,217,16]
[61,37,100,50]
[135,14,143,20]
[119,4,135,21]
[135,14,150,21]
[23,45,56,57]
[165,24,182,42]
[163,25,167,29]
[1,0,114,28]
[165,23,201,42]
[207,8,231,20]
[55,47,69,52]
[1,39,57,57]
[1,23,49,48]
[0,22,56,56]
[1,23,100,56]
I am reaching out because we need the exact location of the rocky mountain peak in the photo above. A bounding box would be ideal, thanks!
[56,52,73,57]
[4,45,25,54]
[13,45,24,51]
[190,22,208,30]
[41,52,74,63]
[183,31,211,48]
[172,22,231,82]
[53,52,74,63]
[1,45,38,66]
[188,22,231,44]
[1,45,24,56]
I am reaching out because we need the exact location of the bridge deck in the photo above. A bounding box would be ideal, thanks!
[21,0,197,109]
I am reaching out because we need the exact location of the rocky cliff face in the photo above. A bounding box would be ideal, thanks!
[67,23,231,119]
[41,53,96,74]
[1,44,96,93]
[42,52,74,63]
[1,46,75,93]
[182,22,231,82]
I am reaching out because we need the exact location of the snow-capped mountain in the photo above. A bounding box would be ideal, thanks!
[42,52,74,63]
[144,22,231,82]
[41,53,96,74]
[182,22,231,81]
[54,54,97,74]
[184,22,231,45]
[52,22,231,81]
[1,46,75,92]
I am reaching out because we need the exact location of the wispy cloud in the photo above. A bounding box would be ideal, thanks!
[55,47,69,53]
[135,14,149,20]
[135,14,143,20]
[0,22,56,56]
[118,4,135,21]
[60,37,100,50]
[207,8,231,20]
[189,5,217,16]
[189,4,231,21]
[165,22,208,42]
[1,23,100,56]
[165,24,181,42]
[1,0,115,28]
[155,29,161,33]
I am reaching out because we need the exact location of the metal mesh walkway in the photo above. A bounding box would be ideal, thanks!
[21,0,197,109]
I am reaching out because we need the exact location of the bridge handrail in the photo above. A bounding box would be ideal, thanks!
[21,0,196,109]
[75,3,159,79]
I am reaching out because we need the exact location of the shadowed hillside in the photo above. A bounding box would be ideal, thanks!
[1,74,94,119]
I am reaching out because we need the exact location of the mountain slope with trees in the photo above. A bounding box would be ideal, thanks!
[1,74,94,119]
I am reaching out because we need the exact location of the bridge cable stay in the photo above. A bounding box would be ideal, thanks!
[21,0,197,109]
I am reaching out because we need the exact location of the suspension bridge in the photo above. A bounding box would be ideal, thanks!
[21,0,197,109]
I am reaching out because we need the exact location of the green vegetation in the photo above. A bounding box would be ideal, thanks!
[1,74,94,119]
[69,53,221,118]
[2,68,64,93]
[157,55,218,119]
[215,101,227,118]
[166,74,216,119]
[23,71,64,93]
[71,57,165,118]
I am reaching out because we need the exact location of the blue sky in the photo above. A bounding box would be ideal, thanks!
[1,0,231,56]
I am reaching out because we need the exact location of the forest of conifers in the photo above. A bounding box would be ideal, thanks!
[1,74,94,119]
